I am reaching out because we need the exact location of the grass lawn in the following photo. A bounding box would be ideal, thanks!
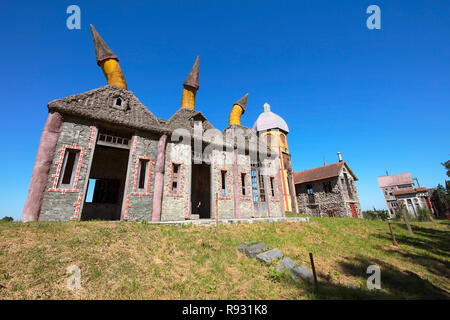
[0,217,448,299]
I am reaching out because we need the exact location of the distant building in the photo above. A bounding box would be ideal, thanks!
[294,153,362,218]
[377,173,433,217]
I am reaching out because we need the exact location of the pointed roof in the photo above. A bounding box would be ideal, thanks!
[165,107,215,134]
[294,161,358,184]
[183,56,199,89]
[90,24,118,66]
[234,93,248,113]
[47,85,164,133]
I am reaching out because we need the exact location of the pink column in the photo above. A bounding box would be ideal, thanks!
[276,158,286,217]
[233,148,241,218]
[22,111,63,222]
[151,134,167,221]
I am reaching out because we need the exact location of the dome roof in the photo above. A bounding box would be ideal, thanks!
[252,103,289,133]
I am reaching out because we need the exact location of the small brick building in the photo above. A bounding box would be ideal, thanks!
[21,25,285,222]
[294,156,362,218]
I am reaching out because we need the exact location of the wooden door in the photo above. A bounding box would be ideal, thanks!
[349,203,357,218]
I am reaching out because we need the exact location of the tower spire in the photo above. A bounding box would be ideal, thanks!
[184,56,199,89]
[90,24,127,90]
[229,93,248,125]
[181,56,199,109]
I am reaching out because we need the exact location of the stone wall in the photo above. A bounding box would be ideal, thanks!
[296,167,362,218]
[338,166,362,218]
[161,141,192,221]
[40,117,97,221]
[122,132,159,221]
[296,178,348,217]
[213,149,235,219]
[236,153,253,218]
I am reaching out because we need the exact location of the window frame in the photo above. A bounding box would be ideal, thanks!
[171,162,182,195]
[58,148,81,188]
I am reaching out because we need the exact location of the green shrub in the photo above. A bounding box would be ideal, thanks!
[362,210,389,221]
[414,208,433,222]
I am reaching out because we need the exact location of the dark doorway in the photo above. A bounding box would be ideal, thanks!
[191,163,211,219]
[81,145,129,220]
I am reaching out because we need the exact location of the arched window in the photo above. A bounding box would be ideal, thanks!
[266,133,272,145]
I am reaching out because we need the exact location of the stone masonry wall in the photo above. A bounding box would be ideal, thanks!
[237,153,252,218]
[122,132,159,221]
[213,149,235,219]
[40,117,97,221]
[296,178,348,217]
[161,141,192,221]
[338,166,363,218]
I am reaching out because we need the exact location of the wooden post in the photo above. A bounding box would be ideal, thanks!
[387,217,398,247]
[402,207,413,236]
[309,252,318,291]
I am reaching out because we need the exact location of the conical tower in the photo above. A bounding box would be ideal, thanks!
[229,93,248,125]
[180,56,199,109]
[90,24,127,90]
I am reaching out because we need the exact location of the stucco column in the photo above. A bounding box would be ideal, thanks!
[232,148,241,218]
[151,134,167,221]
[22,111,63,222]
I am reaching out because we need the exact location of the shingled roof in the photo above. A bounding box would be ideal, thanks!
[294,161,358,184]
[392,187,427,196]
[47,85,165,133]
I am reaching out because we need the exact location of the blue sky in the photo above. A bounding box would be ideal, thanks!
[0,1,449,220]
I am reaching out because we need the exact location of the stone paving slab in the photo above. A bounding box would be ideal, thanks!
[244,243,269,258]
[256,248,283,263]
[277,257,314,284]
[238,241,258,252]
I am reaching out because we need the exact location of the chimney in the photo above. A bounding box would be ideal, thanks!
[337,152,342,162]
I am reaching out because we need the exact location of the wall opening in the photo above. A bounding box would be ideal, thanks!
[191,163,211,219]
[81,145,129,221]
[59,148,80,187]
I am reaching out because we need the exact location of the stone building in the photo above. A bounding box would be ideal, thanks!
[294,154,362,218]
[252,103,298,214]
[377,172,434,217]
[22,25,285,222]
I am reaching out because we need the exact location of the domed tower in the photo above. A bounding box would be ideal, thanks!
[252,103,298,214]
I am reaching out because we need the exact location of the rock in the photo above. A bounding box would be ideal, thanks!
[277,257,314,284]
[256,249,283,263]
[276,257,298,272]
[243,243,269,258]
[237,241,258,252]
[291,266,314,284]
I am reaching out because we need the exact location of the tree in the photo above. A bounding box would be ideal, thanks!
[442,160,450,178]
[397,201,413,236]
[0,216,13,222]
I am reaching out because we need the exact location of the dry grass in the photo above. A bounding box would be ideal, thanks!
[0,217,448,299]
